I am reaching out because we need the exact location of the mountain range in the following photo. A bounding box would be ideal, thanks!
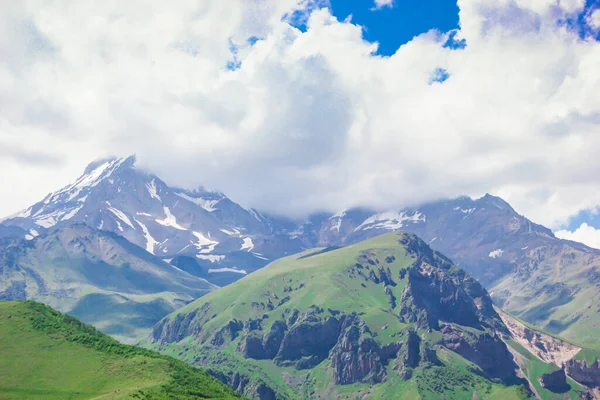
[2,155,599,348]
[1,156,600,398]
[147,232,600,399]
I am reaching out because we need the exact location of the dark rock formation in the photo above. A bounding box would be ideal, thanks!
[539,368,570,393]
[566,358,600,388]
[440,323,519,384]
[385,285,397,309]
[152,304,208,343]
[395,331,421,380]
[238,332,266,359]
[210,370,281,400]
[329,315,387,384]
[263,320,287,359]
[274,313,342,369]
[211,319,244,346]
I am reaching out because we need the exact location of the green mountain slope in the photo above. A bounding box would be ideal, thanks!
[0,300,240,400]
[147,232,536,399]
[0,224,216,342]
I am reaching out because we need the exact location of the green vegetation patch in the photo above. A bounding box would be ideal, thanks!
[0,300,240,400]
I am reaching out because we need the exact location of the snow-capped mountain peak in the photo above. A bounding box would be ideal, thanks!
[11,156,131,228]
[1,155,299,285]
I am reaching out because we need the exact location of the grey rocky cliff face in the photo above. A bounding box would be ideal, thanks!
[440,323,519,384]
[210,370,279,400]
[566,359,600,388]
[397,234,502,333]
[328,315,387,384]
[394,330,440,380]
[152,303,210,343]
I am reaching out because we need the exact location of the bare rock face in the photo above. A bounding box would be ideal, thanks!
[211,319,244,346]
[395,330,422,380]
[397,234,501,332]
[263,320,287,359]
[152,305,206,343]
[238,332,266,359]
[274,313,342,369]
[496,307,581,366]
[210,370,280,400]
[329,315,387,385]
[566,359,600,388]
[539,368,570,393]
[441,323,520,384]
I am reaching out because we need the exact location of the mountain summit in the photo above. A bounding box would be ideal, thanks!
[149,232,530,399]
[4,156,303,285]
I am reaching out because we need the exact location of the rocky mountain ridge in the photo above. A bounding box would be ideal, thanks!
[3,156,600,346]
[147,232,534,399]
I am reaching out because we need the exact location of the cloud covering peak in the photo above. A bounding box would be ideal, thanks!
[0,0,599,230]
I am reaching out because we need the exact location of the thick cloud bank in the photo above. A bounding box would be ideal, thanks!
[1,0,599,233]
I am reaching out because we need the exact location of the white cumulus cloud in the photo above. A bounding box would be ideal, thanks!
[555,223,600,249]
[373,0,394,9]
[0,0,599,231]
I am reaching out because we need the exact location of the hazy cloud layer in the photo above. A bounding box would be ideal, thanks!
[1,0,599,235]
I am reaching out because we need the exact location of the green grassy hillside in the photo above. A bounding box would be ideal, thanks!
[0,300,240,400]
[148,232,533,399]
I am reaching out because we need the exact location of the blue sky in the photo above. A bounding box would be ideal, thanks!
[328,0,460,55]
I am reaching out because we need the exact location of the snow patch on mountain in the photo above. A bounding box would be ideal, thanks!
[156,207,186,230]
[146,179,162,202]
[355,211,425,231]
[454,207,475,214]
[192,231,218,253]
[209,267,247,275]
[248,208,263,221]
[252,253,269,260]
[197,255,226,263]
[489,249,504,259]
[107,206,135,229]
[176,192,220,212]
[329,210,346,232]
[221,227,240,235]
[135,218,158,254]
[241,237,254,251]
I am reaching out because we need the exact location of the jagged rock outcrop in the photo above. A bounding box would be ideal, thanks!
[274,313,342,369]
[329,315,387,384]
[539,368,570,393]
[263,320,287,359]
[441,323,520,383]
[397,234,501,332]
[393,330,440,380]
[152,305,207,343]
[395,330,421,380]
[239,332,266,359]
[566,359,600,388]
[211,319,244,346]
[210,370,280,400]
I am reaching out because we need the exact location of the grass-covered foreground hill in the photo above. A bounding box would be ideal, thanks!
[0,300,240,399]
[148,232,541,399]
